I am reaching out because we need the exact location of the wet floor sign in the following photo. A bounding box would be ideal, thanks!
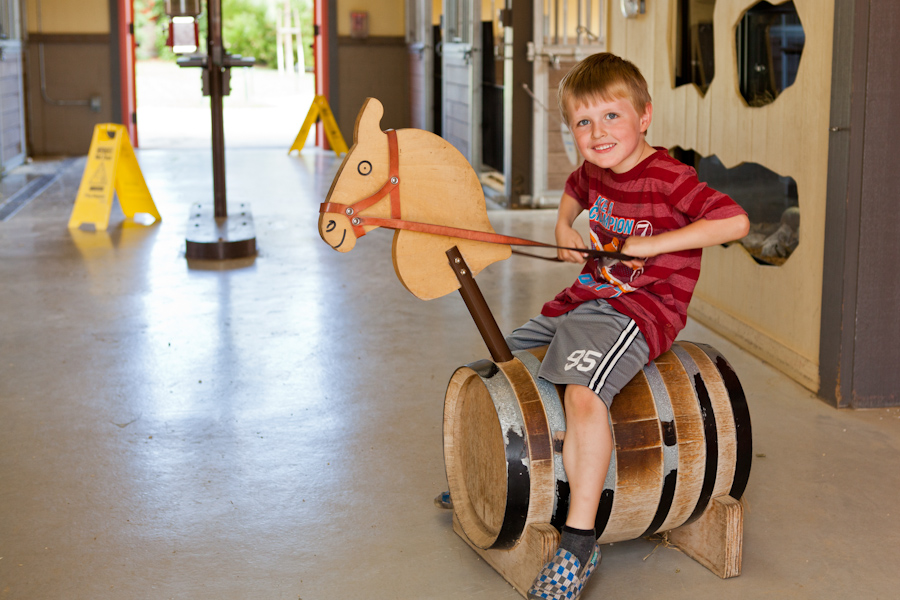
[68,124,160,230]
[289,95,349,156]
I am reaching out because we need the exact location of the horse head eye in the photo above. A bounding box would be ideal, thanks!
[357,161,372,176]
[326,220,337,232]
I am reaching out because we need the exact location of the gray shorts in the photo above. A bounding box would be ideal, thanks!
[506,299,650,407]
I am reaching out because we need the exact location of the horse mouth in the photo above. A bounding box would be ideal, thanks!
[333,229,347,249]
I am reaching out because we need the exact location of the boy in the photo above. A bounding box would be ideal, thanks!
[506,53,750,600]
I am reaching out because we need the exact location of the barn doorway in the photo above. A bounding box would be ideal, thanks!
[132,0,315,150]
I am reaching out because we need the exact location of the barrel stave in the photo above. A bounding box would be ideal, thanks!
[655,348,707,533]
[598,370,665,543]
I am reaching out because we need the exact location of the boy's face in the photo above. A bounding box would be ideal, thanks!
[567,95,652,174]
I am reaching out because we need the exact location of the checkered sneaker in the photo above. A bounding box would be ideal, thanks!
[527,542,601,600]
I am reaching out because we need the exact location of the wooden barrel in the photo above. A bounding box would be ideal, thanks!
[443,341,752,550]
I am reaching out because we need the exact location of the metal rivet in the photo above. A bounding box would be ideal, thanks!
[345,207,354,216]
[390,176,399,185]
[352,217,361,226]
[460,269,467,275]
[454,258,461,264]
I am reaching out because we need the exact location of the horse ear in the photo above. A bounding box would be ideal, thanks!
[353,98,385,145]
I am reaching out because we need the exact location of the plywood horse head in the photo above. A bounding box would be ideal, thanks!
[318,98,511,300]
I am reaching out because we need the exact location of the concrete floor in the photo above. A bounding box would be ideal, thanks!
[1,146,899,600]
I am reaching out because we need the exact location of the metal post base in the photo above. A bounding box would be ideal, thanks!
[185,202,257,260]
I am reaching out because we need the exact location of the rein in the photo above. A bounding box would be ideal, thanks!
[319,129,635,263]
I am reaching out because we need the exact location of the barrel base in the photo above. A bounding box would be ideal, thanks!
[668,495,744,578]
[453,496,743,597]
[452,513,559,597]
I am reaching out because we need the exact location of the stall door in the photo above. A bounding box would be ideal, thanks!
[442,0,482,168]
[0,0,25,173]
[529,0,607,206]
[407,0,434,131]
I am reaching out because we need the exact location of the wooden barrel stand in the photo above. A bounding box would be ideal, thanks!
[443,343,751,596]
[442,248,751,596]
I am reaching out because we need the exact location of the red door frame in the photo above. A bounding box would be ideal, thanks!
[313,0,330,149]
[118,0,138,146]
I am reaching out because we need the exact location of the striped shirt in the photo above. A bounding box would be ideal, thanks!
[542,148,747,361]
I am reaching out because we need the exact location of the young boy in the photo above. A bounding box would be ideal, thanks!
[505,53,750,600]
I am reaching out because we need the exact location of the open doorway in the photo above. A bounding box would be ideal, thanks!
[132,0,315,149]
[408,0,509,206]
[478,3,504,204]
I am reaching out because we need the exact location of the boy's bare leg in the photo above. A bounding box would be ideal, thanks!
[563,384,613,529]
[526,384,608,598]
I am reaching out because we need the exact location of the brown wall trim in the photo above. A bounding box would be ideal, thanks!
[27,33,111,45]
[509,0,534,207]
[820,0,858,407]
[337,36,406,47]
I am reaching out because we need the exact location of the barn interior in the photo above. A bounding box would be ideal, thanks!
[1,147,898,598]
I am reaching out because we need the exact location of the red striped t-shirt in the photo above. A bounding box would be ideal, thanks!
[542,148,747,361]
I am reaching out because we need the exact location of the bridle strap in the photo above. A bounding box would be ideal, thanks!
[319,129,634,262]
[354,215,634,262]
[319,129,400,239]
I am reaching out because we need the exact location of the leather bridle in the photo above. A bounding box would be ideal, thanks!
[319,130,401,240]
[318,129,634,262]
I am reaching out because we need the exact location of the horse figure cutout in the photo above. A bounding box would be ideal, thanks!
[319,99,751,597]
[318,97,511,301]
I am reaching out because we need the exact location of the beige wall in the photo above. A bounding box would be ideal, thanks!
[607,0,833,391]
[25,0,110,34]
[337,0,405,37]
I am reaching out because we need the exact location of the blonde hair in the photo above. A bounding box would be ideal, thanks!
[557,53,652,126]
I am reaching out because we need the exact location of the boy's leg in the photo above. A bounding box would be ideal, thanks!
[561,384,612,530]
[527,301,648,599]
[505,313,559,352]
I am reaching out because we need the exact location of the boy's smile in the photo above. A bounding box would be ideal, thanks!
[567,96,653,174]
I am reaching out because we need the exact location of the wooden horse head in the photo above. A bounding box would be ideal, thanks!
[319,98,511,301]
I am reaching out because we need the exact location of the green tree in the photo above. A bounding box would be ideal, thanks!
[135,0,313,70]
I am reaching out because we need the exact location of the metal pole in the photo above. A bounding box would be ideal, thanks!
[208,0,227,218]
[446,246,514,363]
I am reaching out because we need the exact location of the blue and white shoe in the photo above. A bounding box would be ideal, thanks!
[434,490,453,509]
[527,542,601,600]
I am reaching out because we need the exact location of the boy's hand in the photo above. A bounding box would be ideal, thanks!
[555,223,589,263]
[620,236,652,269]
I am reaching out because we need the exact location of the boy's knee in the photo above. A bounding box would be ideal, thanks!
[564,385,609,419]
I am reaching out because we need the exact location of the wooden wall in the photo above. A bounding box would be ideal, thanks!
[335,38,410,138]
[24,0,117,156]
[820,0,900,408]
[607,0,834,391]
[332,0,410,137]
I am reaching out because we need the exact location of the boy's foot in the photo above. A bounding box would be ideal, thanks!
[434,490,453,509]
[527,542,601,600]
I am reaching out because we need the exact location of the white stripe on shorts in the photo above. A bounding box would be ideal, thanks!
[589,319,641,395]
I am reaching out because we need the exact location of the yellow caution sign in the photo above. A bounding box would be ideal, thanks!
[68,124,160,230]
[289,95,349,156]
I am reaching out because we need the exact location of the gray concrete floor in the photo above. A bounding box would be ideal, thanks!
[2,141,900,600]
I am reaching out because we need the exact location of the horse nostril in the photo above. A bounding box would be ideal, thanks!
[326,220,336,233]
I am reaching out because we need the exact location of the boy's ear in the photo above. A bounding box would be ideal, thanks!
[640,102,653,133]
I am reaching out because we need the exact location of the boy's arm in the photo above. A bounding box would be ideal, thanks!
[620,214,750,269]
[555,193,590,263]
